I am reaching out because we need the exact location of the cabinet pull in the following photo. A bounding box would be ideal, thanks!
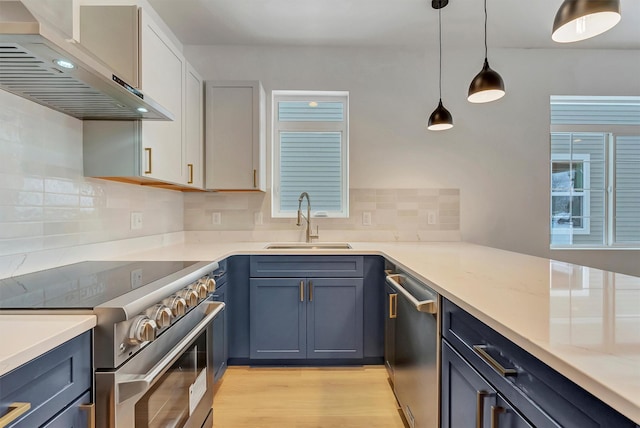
[188,163,194,184]
[473,345,517,377]
[389,293,398,319]
[476,391,489,428]
[490,406,505,428]
[253,169,257,188]
[144,147,152,174]
[80,403,96,428]
[309,280,313,302]
[300,280,304,302]
[0,402,31,427]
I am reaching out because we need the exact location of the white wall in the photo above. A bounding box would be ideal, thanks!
[185,44,640,276]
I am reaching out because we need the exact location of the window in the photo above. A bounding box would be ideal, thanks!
[550,96,640,248]
[272,91,349,218]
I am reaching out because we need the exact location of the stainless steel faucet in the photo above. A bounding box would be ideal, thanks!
[297,192,319,243]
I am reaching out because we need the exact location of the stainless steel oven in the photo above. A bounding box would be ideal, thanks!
[0,259,224,428]
[96,298,222,428]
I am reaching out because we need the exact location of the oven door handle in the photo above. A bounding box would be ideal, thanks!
[116,301,224,403]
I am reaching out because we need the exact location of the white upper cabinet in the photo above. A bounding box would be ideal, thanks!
[81,2,204,189]
[185,64,204,189]
[205,81,266,191]
[138,7,184,185]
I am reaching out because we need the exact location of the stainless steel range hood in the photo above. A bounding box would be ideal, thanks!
[0,1,173,120]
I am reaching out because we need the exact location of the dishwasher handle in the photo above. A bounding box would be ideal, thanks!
[385,274,438,314]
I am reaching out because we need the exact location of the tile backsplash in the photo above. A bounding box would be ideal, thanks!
[0,90,184,258]
[184,188,460,241]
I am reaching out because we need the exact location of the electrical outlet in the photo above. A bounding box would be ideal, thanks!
[130,212,143,230]
[362,212,372,226]
[130,269,143,288]
[427,210,437,225]
[212,212,221,225]
[254,212,263,225]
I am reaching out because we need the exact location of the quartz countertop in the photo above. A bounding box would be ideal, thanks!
[0,314,96,376]
[109,241,640,423]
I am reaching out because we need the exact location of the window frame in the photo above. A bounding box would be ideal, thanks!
[551,126,640,249]
[271,90,349,218]
[551,152,592,236]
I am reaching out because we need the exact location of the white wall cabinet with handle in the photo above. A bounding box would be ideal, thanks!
[82,4,204,190]
[205,81,266,191]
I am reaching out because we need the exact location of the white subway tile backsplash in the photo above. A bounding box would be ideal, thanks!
[0,90,184,259]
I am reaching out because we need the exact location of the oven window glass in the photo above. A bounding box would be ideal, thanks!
[135,331,208,427]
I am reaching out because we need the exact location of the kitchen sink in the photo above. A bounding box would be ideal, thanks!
[265,242,352,250]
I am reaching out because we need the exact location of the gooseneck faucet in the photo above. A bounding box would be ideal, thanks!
[297,192,319,243]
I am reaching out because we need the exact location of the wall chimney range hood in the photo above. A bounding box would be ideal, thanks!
[0,1,173,121]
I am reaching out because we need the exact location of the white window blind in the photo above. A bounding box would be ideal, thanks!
[272,91,349,218]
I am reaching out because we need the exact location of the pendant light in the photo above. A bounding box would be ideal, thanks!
[428,0,453,131]
[552,0,621,43]
[467,0,505,103]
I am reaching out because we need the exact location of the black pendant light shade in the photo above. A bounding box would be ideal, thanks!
[428,99,454,131]
[427,4,453,131]
[467,0,505,103]
[552,0,621,43]
[468,58,505,103]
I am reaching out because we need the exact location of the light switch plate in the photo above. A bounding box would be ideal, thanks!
[130,212,143,230]
[427,210,437,225]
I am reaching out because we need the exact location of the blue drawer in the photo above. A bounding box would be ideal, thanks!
[0,332,92,428]
[250,255,364,278]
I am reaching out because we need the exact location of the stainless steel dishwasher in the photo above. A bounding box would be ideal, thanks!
[385,269,440,428]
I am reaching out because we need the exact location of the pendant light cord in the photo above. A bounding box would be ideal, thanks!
[484,0,488,58]
[438,7,442,100]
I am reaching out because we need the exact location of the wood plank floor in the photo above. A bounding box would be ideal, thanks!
[212,366,407,428]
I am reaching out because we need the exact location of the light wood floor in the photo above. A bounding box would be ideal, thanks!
[212,366,407,428]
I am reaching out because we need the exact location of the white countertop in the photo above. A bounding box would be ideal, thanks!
[109,241,640,424]
[0,314,96,376]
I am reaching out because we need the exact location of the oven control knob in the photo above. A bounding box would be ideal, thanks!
[129,316,157,344]
[203,277,216,293]
[193,280,209,299]
[179,288,199,308]
[165,295,187,318]
[148,304,173,329]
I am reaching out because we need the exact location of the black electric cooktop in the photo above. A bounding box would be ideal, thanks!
[0,261,199,310]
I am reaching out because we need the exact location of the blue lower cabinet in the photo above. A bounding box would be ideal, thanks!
[441,340,497,428]
[307,278,363,359]
[442,341,533,428]
[0,332,92,428]
[42,392,91,428]
[250,278,307,359]
[249,277,364,360]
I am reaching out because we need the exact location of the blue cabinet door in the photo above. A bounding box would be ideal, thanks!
[41,392,91,428]
[249,278,307,359]
[307,278,363,359]
[441,340,497,428]
[494,395,534,428]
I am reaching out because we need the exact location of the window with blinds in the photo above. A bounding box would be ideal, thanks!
[550,96,640,248]
[272,91,349,218]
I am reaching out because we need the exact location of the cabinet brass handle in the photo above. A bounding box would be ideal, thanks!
[389,293,398,319]
[0,402,31,427]
[309,280,313,302]
[253,169,257,188]
[490,406,505,428]
[300,280,304,302]
[473,345,517,377]
[188,163,194,184]
[144,147,152,174]
[476,391,489,428]
[79,403,95,428]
